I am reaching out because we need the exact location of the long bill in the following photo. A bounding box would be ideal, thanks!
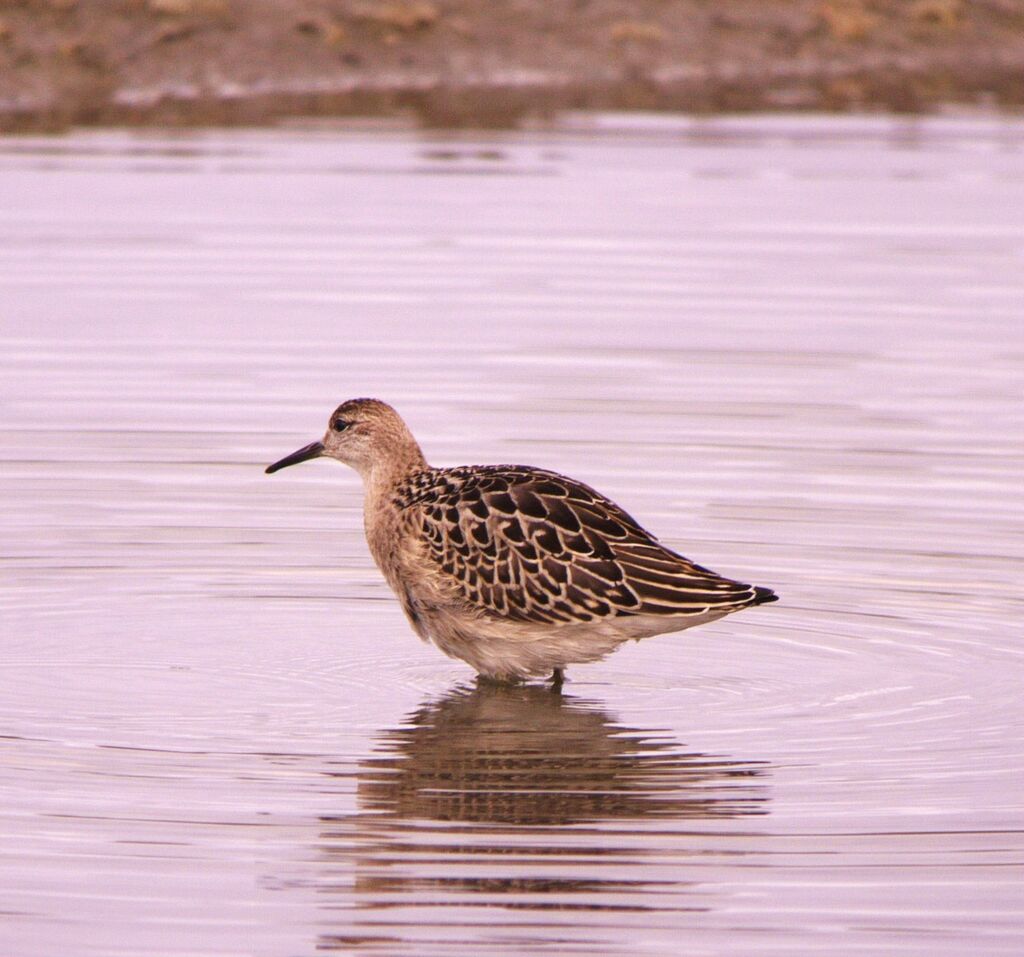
[265,441,325,474]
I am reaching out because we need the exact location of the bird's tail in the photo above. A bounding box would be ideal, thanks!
[752,586,779,605]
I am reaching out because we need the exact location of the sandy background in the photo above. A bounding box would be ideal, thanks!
[2,0,1023,130]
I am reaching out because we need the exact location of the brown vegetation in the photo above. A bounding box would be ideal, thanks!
[0,0,1022,130]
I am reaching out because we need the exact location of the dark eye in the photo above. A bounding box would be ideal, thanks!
[332,418,349,432]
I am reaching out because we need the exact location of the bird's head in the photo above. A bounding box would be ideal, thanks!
[265,398,425,481]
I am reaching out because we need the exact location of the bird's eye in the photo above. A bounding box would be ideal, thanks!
[332,418,349,432]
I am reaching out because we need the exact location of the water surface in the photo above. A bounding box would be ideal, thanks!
[1,115,1022,955]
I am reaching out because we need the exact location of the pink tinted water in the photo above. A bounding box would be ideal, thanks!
[1,116,1022,956]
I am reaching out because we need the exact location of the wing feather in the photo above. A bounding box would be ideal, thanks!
[397,466,762,625]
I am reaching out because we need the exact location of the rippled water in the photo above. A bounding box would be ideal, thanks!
[2,115,1023,956]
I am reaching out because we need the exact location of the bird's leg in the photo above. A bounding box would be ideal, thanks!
[549,668,565,691]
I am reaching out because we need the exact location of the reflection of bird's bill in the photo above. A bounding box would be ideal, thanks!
[265,440,324,474]
[348,682,771,827]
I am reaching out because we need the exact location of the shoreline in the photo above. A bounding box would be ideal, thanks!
[1,1,1022,132]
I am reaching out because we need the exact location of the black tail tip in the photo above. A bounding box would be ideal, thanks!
[753,586,779,605]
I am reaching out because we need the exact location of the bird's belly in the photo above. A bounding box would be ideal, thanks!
[404,596,732,680]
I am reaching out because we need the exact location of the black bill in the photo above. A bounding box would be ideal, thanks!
[265,441,325,474]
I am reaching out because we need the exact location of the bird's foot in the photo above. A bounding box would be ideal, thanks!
[548,667,565,691]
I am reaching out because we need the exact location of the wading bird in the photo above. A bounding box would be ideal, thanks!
[267,399,777,686]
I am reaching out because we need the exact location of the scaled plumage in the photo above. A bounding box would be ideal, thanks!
[267,398,777,681]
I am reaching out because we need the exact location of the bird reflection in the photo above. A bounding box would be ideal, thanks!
[314,682,770,949]
[353,682,767,824]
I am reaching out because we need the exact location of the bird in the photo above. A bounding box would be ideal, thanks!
[266,398,777,686]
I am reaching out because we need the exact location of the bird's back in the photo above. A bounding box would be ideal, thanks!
[391,464,774,629]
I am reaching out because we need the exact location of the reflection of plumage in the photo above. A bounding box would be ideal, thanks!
[313,685,770,949]
[352,683,770,826]
[267,398,777,680]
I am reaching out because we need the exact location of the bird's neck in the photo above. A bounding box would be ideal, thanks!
[361,441,429,507]
[361,446,429,575]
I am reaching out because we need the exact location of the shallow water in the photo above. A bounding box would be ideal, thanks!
[1,115,1023,956]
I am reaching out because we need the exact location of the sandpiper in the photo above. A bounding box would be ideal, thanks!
[266,399,777,684]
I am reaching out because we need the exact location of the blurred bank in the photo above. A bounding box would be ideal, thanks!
[1,0,1023,132]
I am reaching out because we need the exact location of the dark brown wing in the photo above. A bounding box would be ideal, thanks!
[399,466,765,625]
